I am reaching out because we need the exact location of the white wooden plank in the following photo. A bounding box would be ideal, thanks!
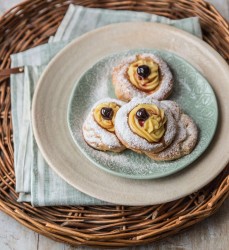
[0,211,38,250]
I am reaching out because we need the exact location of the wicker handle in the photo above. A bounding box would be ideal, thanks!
[0,67,24,78]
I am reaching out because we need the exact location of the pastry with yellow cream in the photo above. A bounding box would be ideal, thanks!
[115,97,198,161]
[83,98,126,152]
[112,53,173,102]
[115,97,177,154]
[148,100,198,161]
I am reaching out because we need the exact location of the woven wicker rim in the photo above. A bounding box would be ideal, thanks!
[0,0,229,247]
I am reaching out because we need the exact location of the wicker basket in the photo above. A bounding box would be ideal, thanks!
[0,0,229,247]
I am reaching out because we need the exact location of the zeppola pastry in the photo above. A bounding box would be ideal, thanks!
[149,100,198,161]
[112,53,173,102]
[83,98,126,152]
[115,97,198,161]
[115,97,177,155]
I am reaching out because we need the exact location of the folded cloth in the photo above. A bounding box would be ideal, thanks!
[11,4,202,206]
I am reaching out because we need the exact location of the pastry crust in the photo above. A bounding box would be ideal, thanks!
[112,53,173,102]
[82,98,126,152]
[147,100,198,161]
[115,97,177,154]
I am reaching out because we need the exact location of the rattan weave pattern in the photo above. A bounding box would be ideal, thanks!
[0,0,229,247]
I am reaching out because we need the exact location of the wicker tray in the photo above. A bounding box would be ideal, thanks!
[0,0,229,247]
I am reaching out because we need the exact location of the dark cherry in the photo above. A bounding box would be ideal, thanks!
[101,107,114,120]
[137,65,151,78]
[136,108,149,121]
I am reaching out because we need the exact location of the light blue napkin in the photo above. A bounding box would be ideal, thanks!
[11,4,202,206]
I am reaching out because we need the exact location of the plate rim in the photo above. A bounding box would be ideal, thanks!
[67,49,218,179]
[32,22,229,205]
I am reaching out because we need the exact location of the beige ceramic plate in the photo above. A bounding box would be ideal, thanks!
[32,23,229,205]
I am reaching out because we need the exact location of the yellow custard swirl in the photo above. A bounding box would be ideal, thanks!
[93,102,120,132]
[127,57,160,92]
[128,104,167,142]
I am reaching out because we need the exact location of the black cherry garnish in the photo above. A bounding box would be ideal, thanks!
[136,108,149,122]
[137,65,151,78]
[101,107,114,120]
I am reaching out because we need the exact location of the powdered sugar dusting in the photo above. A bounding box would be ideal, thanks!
[149,100,198,160]
[83,98,125,150]
[115,97,177,152]
[161,100,181,121]
[152,114,198,160]
[67,49,215,178]
[181,114,198,151]
[113,53,173,100]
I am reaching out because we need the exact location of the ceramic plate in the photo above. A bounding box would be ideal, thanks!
[32,23,229,205]
[68,49,218,179]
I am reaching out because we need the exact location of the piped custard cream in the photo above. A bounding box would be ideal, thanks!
[93,102,120,132]
[128,104,167,142]
[127,57,160,92]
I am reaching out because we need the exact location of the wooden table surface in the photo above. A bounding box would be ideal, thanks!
[0,1,228,249]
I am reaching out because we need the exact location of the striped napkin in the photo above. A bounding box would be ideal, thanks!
[11,4,202,206]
